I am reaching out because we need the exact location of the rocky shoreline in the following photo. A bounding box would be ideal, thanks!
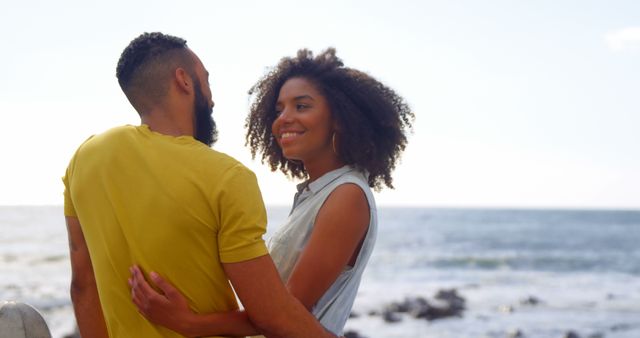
[342,289,632,338]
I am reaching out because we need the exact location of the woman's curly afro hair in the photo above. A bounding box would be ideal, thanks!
[245,48,414,191]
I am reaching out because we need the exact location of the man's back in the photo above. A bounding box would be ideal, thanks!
[63,124,268,337]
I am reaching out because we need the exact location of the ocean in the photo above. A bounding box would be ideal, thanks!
[1,206,639,338]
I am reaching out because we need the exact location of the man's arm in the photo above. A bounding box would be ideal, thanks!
[223,255,338,338]
[65,216,108,338]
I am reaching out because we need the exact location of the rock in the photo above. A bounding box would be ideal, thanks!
[408,301,431,319]
[382,310,402,323]
[0,301,52,338]
[373,290,467,324]
[520,296,541,306]
[404,296,429,314]
[435,289,465,307]
[385,301,410,313]
[564,330,581,338]
[348,311,359,318]
[384,296,429,316]
[508,329,525,338]
[434,289,466,312]
[610,323,630,331]
[587,333,605,338]
[414,303,462,321]
[385,296,429,314]
[395,290,466,321]
[344,330,367,338]
[410,289,465,321]
[434,289,460,301]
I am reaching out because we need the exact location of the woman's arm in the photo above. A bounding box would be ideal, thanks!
[129,266,259,337]
[285,183,370,309]
[128,183,369,336]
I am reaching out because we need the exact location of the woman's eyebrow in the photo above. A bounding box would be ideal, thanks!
[294,95,314,101]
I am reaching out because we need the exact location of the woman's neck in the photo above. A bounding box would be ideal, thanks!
[304,156,345,183]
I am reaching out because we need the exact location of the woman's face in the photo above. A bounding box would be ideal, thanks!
[271,77,336,163]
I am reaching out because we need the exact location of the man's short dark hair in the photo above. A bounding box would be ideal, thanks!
[116,32,194,113]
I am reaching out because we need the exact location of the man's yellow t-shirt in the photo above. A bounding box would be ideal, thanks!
[63,125,268,338]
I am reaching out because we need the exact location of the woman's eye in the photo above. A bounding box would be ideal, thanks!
[296,104,308,110]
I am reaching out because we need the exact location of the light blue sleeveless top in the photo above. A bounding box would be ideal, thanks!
[267,165,378,335]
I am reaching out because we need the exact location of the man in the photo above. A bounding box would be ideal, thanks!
[63,32,338,338]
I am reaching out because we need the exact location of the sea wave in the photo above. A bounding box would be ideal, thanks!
[415,252,640,275]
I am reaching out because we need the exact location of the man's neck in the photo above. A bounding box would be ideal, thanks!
[140,109,193,137]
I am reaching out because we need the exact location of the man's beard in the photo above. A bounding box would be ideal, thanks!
[193,81,217,147]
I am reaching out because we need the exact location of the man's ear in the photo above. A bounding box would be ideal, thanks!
[174,67,193,94]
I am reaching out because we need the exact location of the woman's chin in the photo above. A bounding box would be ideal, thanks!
[284,155,303,163]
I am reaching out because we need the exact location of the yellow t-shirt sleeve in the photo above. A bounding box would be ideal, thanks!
[62,155,77,217]
[216,164,269,263]
[62,135,95,218]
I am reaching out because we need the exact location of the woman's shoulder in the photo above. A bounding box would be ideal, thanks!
[322,168,376,212]
[329,168,373,196]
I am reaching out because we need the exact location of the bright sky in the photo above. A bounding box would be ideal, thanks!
[1,0,639,208]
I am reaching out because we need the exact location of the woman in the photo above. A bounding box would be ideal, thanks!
[129,48,413,337]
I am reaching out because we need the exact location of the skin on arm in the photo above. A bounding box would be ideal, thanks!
[65,216,109,338]
[285,183,370,309]
[128,184,368,337]
[222,254,338,338]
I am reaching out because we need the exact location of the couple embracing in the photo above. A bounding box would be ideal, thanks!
[63,32,413,338]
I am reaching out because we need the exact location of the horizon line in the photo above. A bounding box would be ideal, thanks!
[1,204,639,212]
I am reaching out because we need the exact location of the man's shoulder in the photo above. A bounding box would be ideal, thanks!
[94,125,137,140]
[78,125,134,145]
[198,148,255,176]
[71,125,133,155]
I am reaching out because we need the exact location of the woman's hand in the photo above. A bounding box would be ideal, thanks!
[128,265,195,336]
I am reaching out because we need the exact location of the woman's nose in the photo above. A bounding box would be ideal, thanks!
[278,107,295,122]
